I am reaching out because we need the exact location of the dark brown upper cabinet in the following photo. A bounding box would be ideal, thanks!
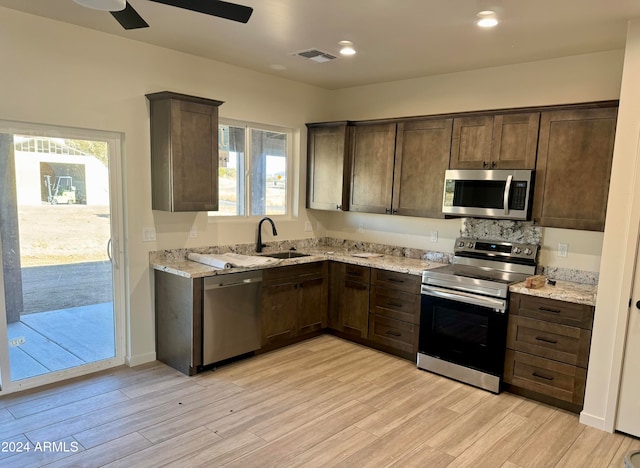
[532,106,617,231]
[349,122,397,214]
[392,118,452,218]
[450,112,540,169]
[306,122,350,211]
[147,91,222,212]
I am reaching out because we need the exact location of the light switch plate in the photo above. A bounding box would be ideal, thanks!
[430,231,438,242]
[189,226,197,238]
[304,221,312,232]
[143,227,156,242]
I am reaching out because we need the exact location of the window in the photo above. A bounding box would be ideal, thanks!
[212,119,291,217]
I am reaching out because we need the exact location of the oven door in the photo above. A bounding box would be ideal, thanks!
[419,285,508,378]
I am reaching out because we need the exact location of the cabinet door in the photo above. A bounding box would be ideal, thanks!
[298,275,328,335]
[306,123,350,211]
[342,279,370,338]
[392,119,452,217]
[349,123,397,213]
[450,116,493,169]
[261,281,298,346]
[491,113,539,169]
[148,92,221,212]
[533,107,617,231]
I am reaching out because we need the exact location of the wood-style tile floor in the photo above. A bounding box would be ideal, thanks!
[0,335,638,467]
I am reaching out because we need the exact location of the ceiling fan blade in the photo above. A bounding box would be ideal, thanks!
[111,1,149,29]
[149,0,253,23]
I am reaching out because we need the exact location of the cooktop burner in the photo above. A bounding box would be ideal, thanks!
[422,237,539,298]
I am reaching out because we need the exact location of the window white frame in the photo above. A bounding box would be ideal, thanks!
[211,118,294,219]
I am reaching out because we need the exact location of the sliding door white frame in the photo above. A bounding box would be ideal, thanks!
[0,120,127,394]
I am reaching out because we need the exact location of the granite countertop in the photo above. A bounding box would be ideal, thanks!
[151,246,447,279]
[509,280,597,306]
[151,246,597,306]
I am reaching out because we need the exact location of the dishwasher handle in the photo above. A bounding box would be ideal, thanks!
[204,275,262,290]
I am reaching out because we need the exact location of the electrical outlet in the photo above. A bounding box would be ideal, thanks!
[142,227,156,242]
[558,243,568,257]
[430,231,438,242]
[304,221,312,232]
[358,223,364,233]
[189,226,197,238]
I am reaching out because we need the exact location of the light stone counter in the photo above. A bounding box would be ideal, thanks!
[150,238,597,306]
[509,280,597,306]
[151,246,447,279]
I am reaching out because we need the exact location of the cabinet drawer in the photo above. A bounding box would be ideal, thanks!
[371,269,420,293]
[507,316,592,367]
[263,262,325,285]
[504,350,587,406]
[368,314,416,354]
[511,293,594,329]
[370,286,419,324]
[345,264,370,283]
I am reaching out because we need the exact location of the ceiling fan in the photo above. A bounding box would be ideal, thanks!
[73,0,253,30]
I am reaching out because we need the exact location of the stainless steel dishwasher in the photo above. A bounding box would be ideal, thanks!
[202,270,262,367]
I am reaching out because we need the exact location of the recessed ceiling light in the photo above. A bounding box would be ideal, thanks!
[476,10,499,28]
[339,40,356,56]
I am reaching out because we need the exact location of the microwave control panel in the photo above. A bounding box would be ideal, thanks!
[509,181,528,210]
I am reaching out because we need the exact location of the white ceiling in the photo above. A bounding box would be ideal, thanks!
[2,0,640,89]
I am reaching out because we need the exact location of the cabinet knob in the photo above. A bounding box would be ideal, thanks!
[491,161,496,168]
[336,204,342,210]
[636,300,640,310]
[483,161,489,168]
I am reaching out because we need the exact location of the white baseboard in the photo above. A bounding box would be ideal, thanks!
[579,411,608,431]
[126,352,156,367]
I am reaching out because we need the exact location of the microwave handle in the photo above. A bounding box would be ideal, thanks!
[503,174,513,215]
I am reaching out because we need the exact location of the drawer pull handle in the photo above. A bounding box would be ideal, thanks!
[388,278,405,283]
[535,336,558,344]
[532,372,554,381]
[387,302,404,308]
[347,283,367,291]
[539,307,561,314]
[385,330,402,337]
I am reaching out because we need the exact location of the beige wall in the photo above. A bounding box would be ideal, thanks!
[322,51,624,271]
[0,7,331,366]
[581,19,640,432]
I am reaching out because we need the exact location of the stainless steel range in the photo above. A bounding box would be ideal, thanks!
[417,237,539,393]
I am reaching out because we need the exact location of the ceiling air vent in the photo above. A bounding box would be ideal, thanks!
[295,49,337,63]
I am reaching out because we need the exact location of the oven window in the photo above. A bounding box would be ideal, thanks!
[420,295,508,376]
[434,307,489,348]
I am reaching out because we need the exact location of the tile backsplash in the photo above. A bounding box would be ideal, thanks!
[461,218,542,244]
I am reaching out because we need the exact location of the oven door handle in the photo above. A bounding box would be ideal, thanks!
[421,285,507,313]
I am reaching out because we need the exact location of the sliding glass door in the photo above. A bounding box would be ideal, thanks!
[0,122,125,392]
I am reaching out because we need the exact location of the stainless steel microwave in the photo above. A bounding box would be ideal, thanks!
[442,169,534,221]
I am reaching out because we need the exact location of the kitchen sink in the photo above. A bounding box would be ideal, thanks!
[260,251,310,259]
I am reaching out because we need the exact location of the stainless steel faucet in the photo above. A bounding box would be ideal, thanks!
[256,217,278,252]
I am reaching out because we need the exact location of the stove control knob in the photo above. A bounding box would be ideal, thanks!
[524,248,532,256]
[513,247,521,254]
[467,242,474,248]
[458,241,465,247]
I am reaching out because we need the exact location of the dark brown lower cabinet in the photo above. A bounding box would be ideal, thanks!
[504,293,595,412]
[154,271,202,376]
[261,262,328,348]
[329,263,370,338]
[367,269,421,360]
